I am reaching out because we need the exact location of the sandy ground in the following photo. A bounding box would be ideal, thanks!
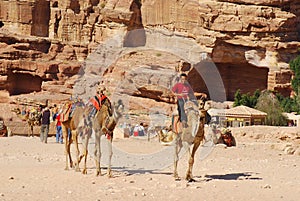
[0,125,299,201]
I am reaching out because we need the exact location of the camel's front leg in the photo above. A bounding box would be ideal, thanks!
[62,125,72,170]
[174,133,182,180]
[107,137,113,178]
[94,131,102,176]
[186,137,201,181]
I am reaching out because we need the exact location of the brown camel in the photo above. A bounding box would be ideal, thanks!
[78,99,124,177]
[11,108,41,137]
[61,98,123,176]
[60,102,85,171]
[172,95,207,181]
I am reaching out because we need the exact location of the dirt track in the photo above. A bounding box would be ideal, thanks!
[0,127,299,201]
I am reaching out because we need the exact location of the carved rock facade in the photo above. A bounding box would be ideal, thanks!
[0,0,299,101]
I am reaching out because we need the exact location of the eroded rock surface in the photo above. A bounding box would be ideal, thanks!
[0,0,299,101]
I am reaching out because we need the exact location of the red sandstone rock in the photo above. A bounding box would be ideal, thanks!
[0,0,299,102]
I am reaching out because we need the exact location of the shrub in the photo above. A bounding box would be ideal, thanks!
[233,89,260,108]
[256,91,288,126]
[290,55,300,96]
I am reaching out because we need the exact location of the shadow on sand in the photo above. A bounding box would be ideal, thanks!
[77,166,262,181]
[112,167,173,176]
[203,172,262,181]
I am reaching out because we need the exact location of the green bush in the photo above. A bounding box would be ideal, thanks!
[233,89,260,108]
[276,93,300,113]
[290,55,300,96]
[256,91,288,126]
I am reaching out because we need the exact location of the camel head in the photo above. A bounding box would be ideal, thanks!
[100,99,124,136]
[197,93,207,110]
[158,126,175,144]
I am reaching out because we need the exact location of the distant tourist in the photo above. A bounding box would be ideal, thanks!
[40,106,51,144]
[133,123,145,136]
[53,106,63,144]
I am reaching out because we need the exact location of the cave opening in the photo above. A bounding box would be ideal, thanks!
[7,72,43,95]
[188,61,269,101]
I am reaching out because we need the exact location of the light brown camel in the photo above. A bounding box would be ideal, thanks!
[60,98,123,175]
[11,108,41,137]
[78,99,124,177]
[60,102,85,171]
[172,96,207,181]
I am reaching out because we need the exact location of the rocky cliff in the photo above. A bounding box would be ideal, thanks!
[0,0,299,102]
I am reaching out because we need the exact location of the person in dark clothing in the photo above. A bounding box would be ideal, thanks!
[40,107,51,143]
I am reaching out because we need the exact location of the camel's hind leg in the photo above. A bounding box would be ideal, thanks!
[71,130,81,172]
[174,133,183,180]
[79,134,89,174]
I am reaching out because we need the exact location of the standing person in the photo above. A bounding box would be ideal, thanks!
[172,73,194,128]
[54,108,63,144]
[138,123,145,136]
[40,106,51,144]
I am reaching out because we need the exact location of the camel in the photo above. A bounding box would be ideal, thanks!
[61,98,123,177]
[161,95,207,181]
[77,99,124,177]
[11,108,41,137]
[60,100,87,171]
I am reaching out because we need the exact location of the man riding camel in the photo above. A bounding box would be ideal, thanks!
[88,85,111,121]
[172,73,206,128]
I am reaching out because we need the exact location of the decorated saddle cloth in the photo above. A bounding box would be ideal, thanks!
[88,95,110,118]
[170,114,195,144]
[61,100,86,122]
